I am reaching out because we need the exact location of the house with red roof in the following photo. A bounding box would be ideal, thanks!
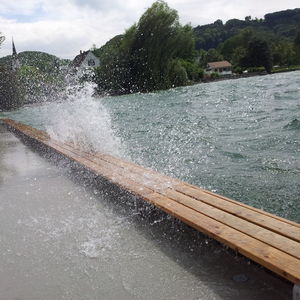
[205,60,232,76]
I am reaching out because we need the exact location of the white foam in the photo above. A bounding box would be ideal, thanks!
[45,82,124,157]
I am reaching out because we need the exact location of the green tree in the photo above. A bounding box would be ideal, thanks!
[95,1,195,94]
[295,31,300,47]
[231,46,247,66]
[220,29,254,61]
[0,65,24,110]
[94,34,128,94]
[206,48,223,63]
[129,1,194,91]
[168,59,189,86]
[178,59,203,81]
[242,38,273,73]
[294,31,300,63]
[273,42,296,66]
[194,48,223,68]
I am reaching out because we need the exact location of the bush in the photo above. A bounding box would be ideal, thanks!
[179,59,204,81]
[271,65,300,73]
[169,59,189,87]
[210,72,220,79]
[247,67,265,73]
[233,66,243,74]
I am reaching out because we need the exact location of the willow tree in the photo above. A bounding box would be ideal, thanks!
[129,1,194,92]
[94,1,196,94]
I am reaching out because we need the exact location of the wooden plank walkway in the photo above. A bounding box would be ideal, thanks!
[2,118,300,287]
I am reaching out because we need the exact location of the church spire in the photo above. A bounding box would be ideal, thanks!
[11,38,20,71]
[12,38,17,56]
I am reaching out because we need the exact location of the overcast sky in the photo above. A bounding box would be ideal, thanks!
[0,0,299,59]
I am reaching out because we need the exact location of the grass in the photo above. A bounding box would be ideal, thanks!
[271,65,300,73]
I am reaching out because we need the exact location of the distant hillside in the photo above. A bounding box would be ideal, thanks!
[0,51,70,73]
[193,8,300,50]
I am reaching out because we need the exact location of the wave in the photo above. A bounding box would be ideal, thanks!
[283,118,300,130]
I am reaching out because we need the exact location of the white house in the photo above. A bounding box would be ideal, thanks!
[205,61,232,76]
[70,50,100,72]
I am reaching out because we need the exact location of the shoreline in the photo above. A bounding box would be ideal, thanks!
[200,68,300,84]
[99,68,300,97]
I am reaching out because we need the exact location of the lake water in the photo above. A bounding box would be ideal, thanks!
[2,71,300,222]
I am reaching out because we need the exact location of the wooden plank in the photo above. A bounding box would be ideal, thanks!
[180,183,300,228]
[164,189,300,259]
[2,118,300,285]
[175,184,300,242]
[142,192,300,286]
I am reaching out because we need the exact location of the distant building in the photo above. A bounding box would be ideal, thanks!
[70,50,100,73]
[11,38,21,71]
[205,61,232,76]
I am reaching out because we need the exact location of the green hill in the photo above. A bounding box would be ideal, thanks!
[0,51,70,73]
[0,51,70,106]
[193,8,300,50]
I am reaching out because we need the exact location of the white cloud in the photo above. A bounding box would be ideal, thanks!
[0,0,299,59]
[0,0,133,58]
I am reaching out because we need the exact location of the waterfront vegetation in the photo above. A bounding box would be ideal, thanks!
[93,3,300,94]
[1,2,300,108]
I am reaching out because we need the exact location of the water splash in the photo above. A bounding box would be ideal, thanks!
[45,82,125,157]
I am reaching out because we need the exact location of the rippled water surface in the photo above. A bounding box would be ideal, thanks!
[2,72,300,222]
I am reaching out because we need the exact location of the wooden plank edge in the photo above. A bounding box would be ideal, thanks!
[140,192,300,286]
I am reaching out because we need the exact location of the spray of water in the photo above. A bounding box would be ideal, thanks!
[44,81,125,158]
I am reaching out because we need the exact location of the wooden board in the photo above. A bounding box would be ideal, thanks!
[2,118,300,285]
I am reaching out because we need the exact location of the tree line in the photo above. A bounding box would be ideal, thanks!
[194,8,300,73]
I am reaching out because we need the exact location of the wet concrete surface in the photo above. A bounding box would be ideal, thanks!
[0,124,292,299]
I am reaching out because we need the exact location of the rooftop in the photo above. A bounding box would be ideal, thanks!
[207,61,232,68]
[70,50,90,67]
